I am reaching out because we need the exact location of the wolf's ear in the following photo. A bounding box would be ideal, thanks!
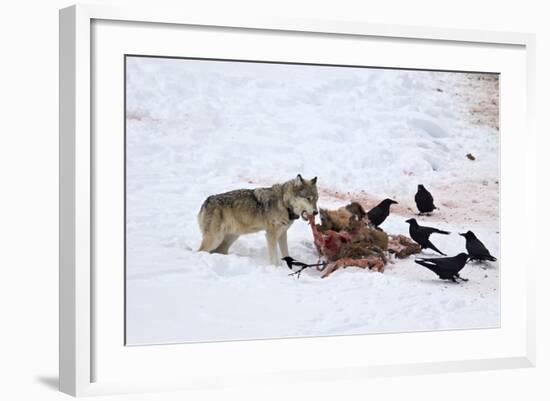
[295,174,304,185]
[311,176,318,185]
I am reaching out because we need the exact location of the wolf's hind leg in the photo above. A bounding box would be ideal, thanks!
[213,234,239,254]
[198,232,224,253]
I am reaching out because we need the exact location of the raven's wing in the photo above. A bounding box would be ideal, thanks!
[415,190,434,207]
[414,259,437,273]
[425,190,434,204]
[414,259,439,273]
[415,259,453,276]
[424,240,446,256]
[416,255,451,264]
[367,207,383,223]
[468,238,493,257]
[415,257,462,275]
[418,225,449,236]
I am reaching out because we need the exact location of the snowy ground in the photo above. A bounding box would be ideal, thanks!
[125,56,500,345]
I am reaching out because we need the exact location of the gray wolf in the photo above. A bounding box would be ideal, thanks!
[197,174,319,265]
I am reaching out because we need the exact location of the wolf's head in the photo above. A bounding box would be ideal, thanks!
[286,174,319,221]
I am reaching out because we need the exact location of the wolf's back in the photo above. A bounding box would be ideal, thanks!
[197,189,259,234]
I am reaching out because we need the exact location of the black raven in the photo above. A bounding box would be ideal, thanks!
[367,198,398,227]
[459,231,497,262]
[405,218,449,256]
[414,184,436,215]
[414,253,469,282]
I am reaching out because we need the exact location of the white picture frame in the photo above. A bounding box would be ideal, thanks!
[59,3,536,397]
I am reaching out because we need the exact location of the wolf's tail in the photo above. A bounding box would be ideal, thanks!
[197,197,210,234]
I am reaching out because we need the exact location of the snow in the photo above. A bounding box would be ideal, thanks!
[125,56,500,345]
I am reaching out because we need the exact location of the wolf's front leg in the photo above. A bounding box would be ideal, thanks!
[266,230,280,265]
[278,230,289,258]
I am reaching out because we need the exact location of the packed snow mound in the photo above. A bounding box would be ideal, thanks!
[125,57,500,345]
[126,58,498,199]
